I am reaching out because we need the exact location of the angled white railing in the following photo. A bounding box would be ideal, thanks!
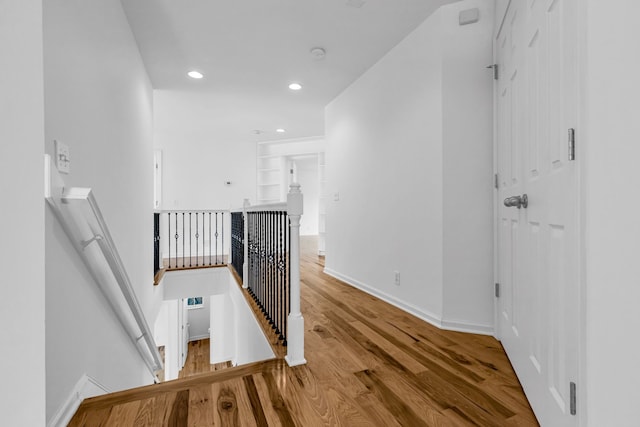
[44,155,163,381]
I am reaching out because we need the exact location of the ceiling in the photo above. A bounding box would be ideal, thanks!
[121,0,459,143]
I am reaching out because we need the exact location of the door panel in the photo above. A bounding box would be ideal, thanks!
[496,0,579,425]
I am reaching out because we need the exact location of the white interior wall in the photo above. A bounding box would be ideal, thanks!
[188,297,211,341]
[325,0,493,332]
[43,0,158,420]
[210,293,235,363]
[0,1,46,424]
[154,91,257,210]
[295,157,320,235]
[583,1,640,424]
[326,4,444,322]
[441,0,494,329]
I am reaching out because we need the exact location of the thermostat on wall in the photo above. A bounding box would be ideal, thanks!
[459,8,479,26]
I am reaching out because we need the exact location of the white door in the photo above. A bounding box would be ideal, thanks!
[179,299,189,368]
[496,0,580,425]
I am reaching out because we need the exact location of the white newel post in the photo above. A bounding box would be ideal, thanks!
[242,199,250,289]
[285,182,306,366]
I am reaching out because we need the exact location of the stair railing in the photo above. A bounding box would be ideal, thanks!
[45,155,163,381]
[159,210,228,270]
[231,183,306,366]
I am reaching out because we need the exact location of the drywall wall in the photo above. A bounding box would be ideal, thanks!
[441,0,494,329]
[325,0,493,332]
[583,0,640,424]
[188,297,211,340]
[295,156,320,235]
[0,1,46,425]
[162,268,228,300]
[154,91,257,210]
[227,274,275,366]
[43,0,158,420]
[325,3,445,322]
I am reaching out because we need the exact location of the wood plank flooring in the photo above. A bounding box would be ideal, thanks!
[70,237,538,426]
[179,339,233,379]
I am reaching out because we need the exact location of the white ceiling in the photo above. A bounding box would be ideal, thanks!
[121,0,459,143]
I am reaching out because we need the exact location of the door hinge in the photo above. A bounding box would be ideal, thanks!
[486,64,499,80]
[570,382,577,415]
[568,128,576,161]
[494,173,499,189]
[495,283,500,298]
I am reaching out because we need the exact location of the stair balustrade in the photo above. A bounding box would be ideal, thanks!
[159,210,228,270]
[231,183,306,366]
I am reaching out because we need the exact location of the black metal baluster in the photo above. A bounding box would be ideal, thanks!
[154,213,160,274]
[277,212,284,339]
[182,213,185,268]
[189,212,192,267]
[202,212,205,266]
[209,212,212,266]
[251,213,256,300]
[195,212,199,266]
[271,212,276,330]
[175,213,180,269]
[167,213,171,269]
[267,212,272,326]
[215,212,219,265]
[222,212,225,265]
[261,212,265,313]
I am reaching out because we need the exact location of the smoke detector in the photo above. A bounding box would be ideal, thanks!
[310,47,326,60]
[346,0,366,8]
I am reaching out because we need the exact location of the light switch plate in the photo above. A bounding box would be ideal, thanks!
[54,140,70,174]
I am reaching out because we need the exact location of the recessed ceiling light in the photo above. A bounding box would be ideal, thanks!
[288,82,302,91]
[187,70,204,79]
[276,128,286,133]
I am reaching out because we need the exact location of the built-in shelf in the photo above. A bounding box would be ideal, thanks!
[258,183,280,187]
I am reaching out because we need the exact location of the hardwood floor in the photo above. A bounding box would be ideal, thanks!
[70,237,538,426]
[178,339,233,379]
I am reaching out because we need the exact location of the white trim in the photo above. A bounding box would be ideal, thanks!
[440,318,494,336]
[47,374,110,427]
[189,334,210,342]
[323,268,493,336]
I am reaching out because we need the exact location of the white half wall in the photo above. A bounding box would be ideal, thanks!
[154,91,257,210]
[0,1,46,425]
[325,0,494,333]
[43,0,158,421]
[158,268,274,367]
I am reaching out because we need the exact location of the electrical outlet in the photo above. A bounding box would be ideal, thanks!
[394,271,400,286]
[54,140,70,174]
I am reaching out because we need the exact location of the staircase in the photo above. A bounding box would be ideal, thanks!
[69,359,288,426]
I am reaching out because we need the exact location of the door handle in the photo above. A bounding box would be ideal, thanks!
[503,194,528,209]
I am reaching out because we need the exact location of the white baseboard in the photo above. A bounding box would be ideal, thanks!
[323,267,493,336]
[189,334,210,342]
[48,374,110,427]
[441,318,494,335]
